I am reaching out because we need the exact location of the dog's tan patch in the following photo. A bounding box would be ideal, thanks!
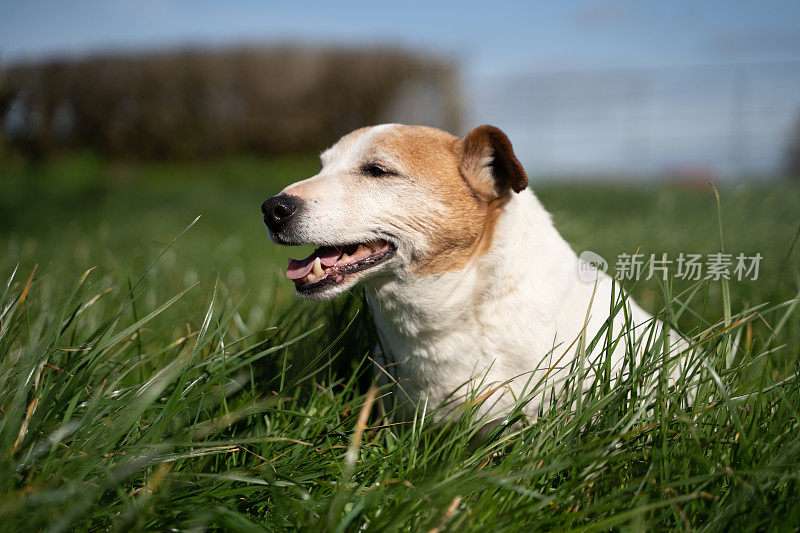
[371,125,525,276]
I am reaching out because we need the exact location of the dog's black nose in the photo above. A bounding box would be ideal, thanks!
[262,194,302,233]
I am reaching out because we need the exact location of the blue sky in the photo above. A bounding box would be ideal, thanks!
[2,1,800,176]
[3,0,800,74]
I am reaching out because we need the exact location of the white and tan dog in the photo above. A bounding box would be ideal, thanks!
[262,124,684,420]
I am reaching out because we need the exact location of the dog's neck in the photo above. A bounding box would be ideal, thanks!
[364,191,563,356]
[365,262,503,340]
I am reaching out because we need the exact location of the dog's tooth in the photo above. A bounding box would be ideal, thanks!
[340,253,351,262]
[305,273,316,283]
[356,244,369,256]
[312,257,324,277]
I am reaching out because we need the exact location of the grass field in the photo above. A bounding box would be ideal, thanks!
[1,153,799,531]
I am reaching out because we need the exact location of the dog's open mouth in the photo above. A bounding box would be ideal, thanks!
[286,239,396,292]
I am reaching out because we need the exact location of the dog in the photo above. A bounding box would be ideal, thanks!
[262,124,686,421]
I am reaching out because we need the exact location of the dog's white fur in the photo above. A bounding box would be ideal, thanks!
[268,124,685,420]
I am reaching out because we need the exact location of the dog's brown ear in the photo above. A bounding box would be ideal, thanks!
[458,125,528,198]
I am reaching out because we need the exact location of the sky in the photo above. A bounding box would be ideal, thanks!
[3,0,800,74]
[2,0,800,176]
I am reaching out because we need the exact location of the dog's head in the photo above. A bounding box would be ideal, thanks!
[261,124,528,299]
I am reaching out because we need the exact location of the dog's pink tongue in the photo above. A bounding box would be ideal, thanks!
[318,247,341,267]
[286,257,314,280]
[285,247,341,280]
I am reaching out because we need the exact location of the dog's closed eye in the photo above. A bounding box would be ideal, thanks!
[361,163,398,177]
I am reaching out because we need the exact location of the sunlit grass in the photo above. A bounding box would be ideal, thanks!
[1,154,799,530]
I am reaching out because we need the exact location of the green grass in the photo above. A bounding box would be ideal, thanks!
[1,153,799,531]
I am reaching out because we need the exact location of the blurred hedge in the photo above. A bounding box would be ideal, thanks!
[0,46,461,158]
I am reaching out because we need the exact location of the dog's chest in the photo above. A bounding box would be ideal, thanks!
[365,273,555,412]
